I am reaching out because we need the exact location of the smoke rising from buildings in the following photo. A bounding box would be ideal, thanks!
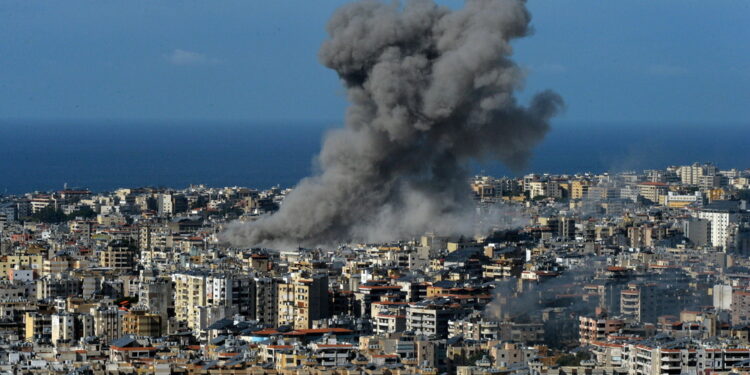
[223,0,563,247]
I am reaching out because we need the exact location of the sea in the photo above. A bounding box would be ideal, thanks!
[0,120,748,195]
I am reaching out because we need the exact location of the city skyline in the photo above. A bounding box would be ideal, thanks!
[3,0,750,372]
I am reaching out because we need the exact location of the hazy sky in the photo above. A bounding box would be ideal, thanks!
[1,0,748,124]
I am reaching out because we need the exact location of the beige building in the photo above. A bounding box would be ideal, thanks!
[571,180,591,200]
[99,241,138,271]
[25,312,51,341]
[172,271,208,329]
[637,182,668,204]
[172,271,254,330]
[0,255,43,279]
[277,272,329,330]
[122,306,162,337]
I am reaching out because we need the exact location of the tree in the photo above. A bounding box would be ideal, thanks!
[556,351,592,367]
[67,206,96,219]
[27,206,67,223]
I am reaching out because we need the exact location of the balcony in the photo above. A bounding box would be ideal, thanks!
[660,364,681,370]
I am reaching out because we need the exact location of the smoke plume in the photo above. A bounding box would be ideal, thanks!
[224,0,563,247]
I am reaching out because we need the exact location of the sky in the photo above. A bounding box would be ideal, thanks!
[1,0,749,125]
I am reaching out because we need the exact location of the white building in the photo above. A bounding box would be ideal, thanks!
[664,191,703,208]
[677,162,717,185]
[713,284,732,310]
[51,312,94,343]
[157,193,173,216]
[694,201,746,250]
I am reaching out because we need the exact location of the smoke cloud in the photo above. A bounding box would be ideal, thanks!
[224,0,563,247]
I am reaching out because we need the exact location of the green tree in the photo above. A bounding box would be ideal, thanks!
[27,206,67,223]
[556,351,592,366]
[67,206,96,219]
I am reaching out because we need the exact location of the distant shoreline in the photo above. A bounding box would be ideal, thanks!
[0,121,748,194]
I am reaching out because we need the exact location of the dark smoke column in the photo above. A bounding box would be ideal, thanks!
[223,0,563,247]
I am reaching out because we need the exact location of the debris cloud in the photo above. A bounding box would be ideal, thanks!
[224,0,563,247]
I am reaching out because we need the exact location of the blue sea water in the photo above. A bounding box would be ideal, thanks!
[0,120,748,195]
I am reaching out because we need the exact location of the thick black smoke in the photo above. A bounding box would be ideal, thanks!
[224,0,563,247]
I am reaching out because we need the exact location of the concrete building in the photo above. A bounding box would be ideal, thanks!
[677,162,717,185]
[277,272,330,330]
[374,312,406,335]
[571,180,591,200]
[665,191,703,208]
[618,344,750,375]
[732,289,750,326]
[683,218,710,247]
[578,315,625,345]
[51,312,94,343]
[122,306,161,337]
[24,312,51,341]
[157,193,173,217]
[138,279,172,332]
[92,306,123,344]
[407,298,465,338]
[252,277,279,327]
[172,271,254,330]
[620,283,662,324]
[172,271,207,329]
[100,240,138,271]
[694,200,746,250]
[637,182,668,204]
[713,285,732,310]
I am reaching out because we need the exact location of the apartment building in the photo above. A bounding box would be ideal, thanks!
[277,272,329,330]
[99,240,138,271]
[91,306,122,344]
[579,315,625,345]
[172,271,254,330]
[621,283,662,324]
[122,307,161,337]
[407,298,465,339]
[51,312,94,343]
[694,200,746,250]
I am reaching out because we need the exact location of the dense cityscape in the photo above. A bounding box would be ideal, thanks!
[2,0,748,374]
[0,162,747,374]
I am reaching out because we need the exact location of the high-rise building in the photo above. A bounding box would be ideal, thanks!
[732,289,750,326]
[156,193,173,217]
[557,217,576,240]
[277,272,330,329]
[91,306,123,344]
[677,162,717,186]
[571,180,591,200]
[683,218,710,247]
[139,279,172,332]
[172,271,207,329]
[172,271,254,330]
[252,277,279,327]
[694,200,746,250]
[25,312,51,341]
[620,282,675,324]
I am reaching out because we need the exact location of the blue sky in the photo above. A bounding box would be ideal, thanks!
[1,0,748,124]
